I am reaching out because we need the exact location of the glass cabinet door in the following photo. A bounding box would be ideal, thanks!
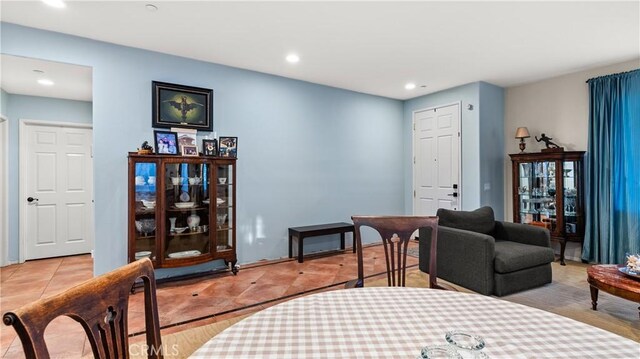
[517,160,558,233]
[563,161,579,234]
[133,162,157,262]
[215,164,234,252]
[164,162,211,260]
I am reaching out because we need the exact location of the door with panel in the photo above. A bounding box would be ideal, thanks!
[22,123,93,260]
[413,103,460,215]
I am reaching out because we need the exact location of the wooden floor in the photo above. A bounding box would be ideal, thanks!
[1,243,638,358]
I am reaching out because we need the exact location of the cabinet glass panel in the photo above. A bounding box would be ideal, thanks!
[216,164,234,251]
[563,161,579,234]
[134,162,157,261]
[164,162,211,260]
[517,161,557,231]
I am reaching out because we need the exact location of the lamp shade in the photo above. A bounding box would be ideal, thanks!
[515,127,531,139]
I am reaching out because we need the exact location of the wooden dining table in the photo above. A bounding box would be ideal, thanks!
[189,287,639,358]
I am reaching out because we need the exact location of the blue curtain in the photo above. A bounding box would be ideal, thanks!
[582,69,640,264]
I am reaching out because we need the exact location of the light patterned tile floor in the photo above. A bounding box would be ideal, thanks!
[0,243,417,358]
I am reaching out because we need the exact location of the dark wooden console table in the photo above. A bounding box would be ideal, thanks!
[288,222,355,263]
[587,264,640,318]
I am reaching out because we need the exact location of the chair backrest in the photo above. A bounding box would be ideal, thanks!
[2,258,162,359]
[351,216,439,288]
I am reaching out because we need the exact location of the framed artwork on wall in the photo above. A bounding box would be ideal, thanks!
[152,81,213,131]
[219,136,238,158]
[202,139,218,156]
[153,130,178,155]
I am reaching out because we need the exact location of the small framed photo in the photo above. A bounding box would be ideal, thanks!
[154,130,178,155]
[202,139,218,156]
[181,145,198,156]
[218,137,238,158]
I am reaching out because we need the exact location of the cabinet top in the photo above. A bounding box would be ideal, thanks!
[128,152,237,161]
[509,150,585,161]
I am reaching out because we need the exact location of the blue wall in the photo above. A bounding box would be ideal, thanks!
[3,92,92,260]
[478,82,505,219]
[1,23,405,274]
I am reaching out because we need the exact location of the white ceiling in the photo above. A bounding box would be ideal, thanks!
[1,54,92,101]
[1,1,638,100]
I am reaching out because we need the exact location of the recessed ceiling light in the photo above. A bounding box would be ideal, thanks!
[286,54,300,63]
[42,0,66,8]
[405,83,416,90]
[145,4,158,12]
[37,79,55,86]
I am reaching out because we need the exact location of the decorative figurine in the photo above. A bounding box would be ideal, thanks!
[535,133,560,149]
[138,141,154,155]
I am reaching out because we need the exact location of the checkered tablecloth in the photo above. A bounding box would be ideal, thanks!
[189,287,639,358]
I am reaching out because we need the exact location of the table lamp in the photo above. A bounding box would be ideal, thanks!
[515,127,530,153]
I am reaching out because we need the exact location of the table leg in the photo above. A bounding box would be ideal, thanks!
[590,285,599,311]
[340,232,345,251]
[298,236,304,263]
[352,231,356,253]
[289,234,293,259]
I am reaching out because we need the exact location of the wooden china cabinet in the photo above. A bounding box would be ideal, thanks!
[127,153,238,274]
[510,151,585,265]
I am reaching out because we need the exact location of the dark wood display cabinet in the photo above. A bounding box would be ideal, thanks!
[510,151,585,265]
[128,153,238,274]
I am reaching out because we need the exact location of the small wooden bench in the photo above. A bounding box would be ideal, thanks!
[288,222,355,263]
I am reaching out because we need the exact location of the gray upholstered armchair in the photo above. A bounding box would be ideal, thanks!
[419,207,555,296]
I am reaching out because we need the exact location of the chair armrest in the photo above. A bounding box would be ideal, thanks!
[495,221,551,248]
[419,226,495,295]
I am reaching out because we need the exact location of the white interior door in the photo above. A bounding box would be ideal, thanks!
[21,122,93,260]
[413,103,461,215]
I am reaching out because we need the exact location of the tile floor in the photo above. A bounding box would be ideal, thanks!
[0,243,418,358]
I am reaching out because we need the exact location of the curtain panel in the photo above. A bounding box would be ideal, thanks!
[582,69,640,264]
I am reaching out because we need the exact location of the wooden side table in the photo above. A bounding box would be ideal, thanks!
[288,222,355,263]
[587,264,640,318]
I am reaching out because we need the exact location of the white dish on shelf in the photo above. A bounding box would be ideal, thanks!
[217,245,229,251]
[168,250,201,258]
[141,199,156,209]
[174,202,195,209]
[216,198,225,205]
[173,227,188,234]
[202,199,210,204]
[135,251,152,259]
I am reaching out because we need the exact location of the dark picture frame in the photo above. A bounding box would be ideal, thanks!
[152,81,213,131]
[153,130,178,155]
[219,136,238,158]
[202,139,218,156]
[181,145,198,156]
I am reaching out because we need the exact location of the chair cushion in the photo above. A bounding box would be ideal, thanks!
[494,241,555,273]
[436,206,495,235]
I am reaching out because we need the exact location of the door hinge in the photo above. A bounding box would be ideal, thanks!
[413,123,416,131]
[413,190,416,198]
[413,156,415,164]
[458,131,461,137]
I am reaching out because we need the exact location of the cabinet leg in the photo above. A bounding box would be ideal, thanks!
[559,239,567,266]
[231,260,239,275]
[340,232,345,251]
[590,286,598,311]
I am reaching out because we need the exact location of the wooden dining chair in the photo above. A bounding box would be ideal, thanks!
[348,215,444,289]
[2,258,163,359]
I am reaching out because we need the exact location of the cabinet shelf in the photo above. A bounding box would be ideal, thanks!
[510,151,585,266]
